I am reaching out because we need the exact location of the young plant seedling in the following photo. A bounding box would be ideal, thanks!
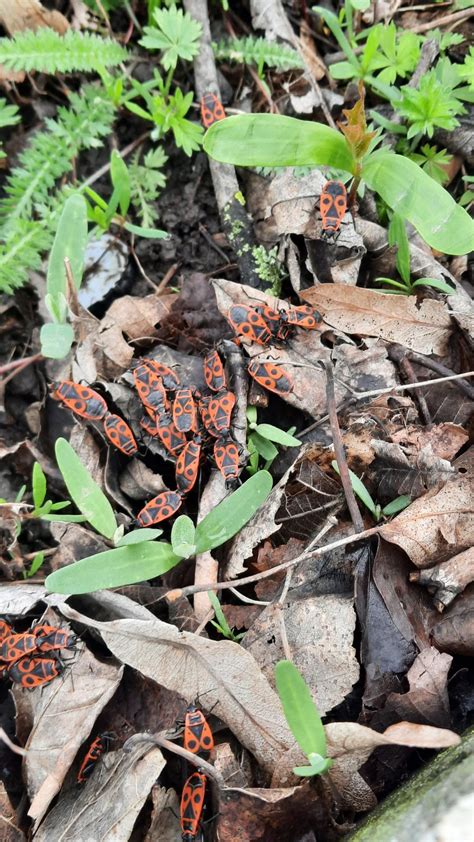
[332,461,411,522]
[207,591,245,642]
[246,407,301,475]
[275,660,332,777]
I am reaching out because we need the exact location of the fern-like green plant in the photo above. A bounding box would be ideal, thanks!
[213,36,303,73]
[0,85,117,293]
[0,98,20,159]
[129,147,168,227]
[0,29,127,74]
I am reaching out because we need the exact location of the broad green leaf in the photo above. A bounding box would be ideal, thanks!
[40,323,74,359]
[246,406,257,424]
[45,541,181,595]
[110,150,131,217]
[412,277,455,294]
[123,221,169,239]
[255,424,302,447]
[194,470,273,554]
[382,494,411,516]
[55,438,117,539]
[204,114,355,171]
[332,460,376,516]
[275,660,327,758]
[388,212,410,284]
[362,150,474,255]
[47,193,88,296]
[116,528,163,546]
[32,462,46,510]
[171,515,195,555]
[329,60,358,80]
[251,432,278,461]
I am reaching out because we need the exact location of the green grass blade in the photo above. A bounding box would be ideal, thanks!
[47,193,88,297]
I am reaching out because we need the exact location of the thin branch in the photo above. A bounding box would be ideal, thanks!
[325,362,365,533]
[123,732,224,786]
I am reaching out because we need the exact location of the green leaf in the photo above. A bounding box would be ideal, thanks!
[26,551,45,578]
[45,292,68,324]
[110,150,131,217]
[204,114,355,171]
[255,424,302,447]
[0,29,128,74]
[171,515,196,557]
[208,591,232,636]
[250,432,278,461]
[312,7,359,69]
[15,485,27,503]
[123,221,169,239]
[329,60,358,80]
[388,212,410,284]
[45,541,181,595]
[382,494,411,516]
[40,323,74,359]
[55,438,117,539]
[139,6,202,70]
[49,500,72,511]
[32,462,47,510]
[275,660,327,758]
[116,528,163,546]
[411,277,455,294]
[41,514,89,522]
[47,193,88,298]
[293,754,332,777]
[362,150,474,255]
[194,470,273,554]
[332,460,377,516]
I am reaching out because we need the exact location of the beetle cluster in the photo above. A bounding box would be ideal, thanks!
[135,351,240,526]
[52,381,138,456]
[225,301,322,394]
[0,618,77,690]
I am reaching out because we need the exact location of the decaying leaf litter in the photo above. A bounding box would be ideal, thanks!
[0,0,473,839]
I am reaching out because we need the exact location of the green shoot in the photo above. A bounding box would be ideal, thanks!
[331,461,411,521]
[246,407,301,475]
[208,592,245,642]
[275,660,332,777]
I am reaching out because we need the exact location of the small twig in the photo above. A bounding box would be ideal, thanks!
[404,352,474,402]
[164,523,380,601]
[156,262,180,294]
[0,353,42,378]
[129,241,160,291]
[123,733,224,786]
[229,588,271,606]
[411,7,473,33]
[325,362,365,533]
[388,346,432,426]
[195,608,213,635]
[199,224,229,263]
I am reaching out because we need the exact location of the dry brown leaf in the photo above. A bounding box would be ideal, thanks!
[411,547,474,610]
[0,0,68,33]
[19,616,123,826]
[381,474,474,567]
[391,423,469,462]
[33,743,165,842]
[0,781,25,841]
[60,606,301,781]
[370,438,455,500]
[144,785,181,842]
[301,284,452,355]
[384,648,452,727]
[0,584,49,615]
[102,293,176,342]
[431,584,474,656]
[244,594,359,716]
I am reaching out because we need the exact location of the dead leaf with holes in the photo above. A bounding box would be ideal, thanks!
[244,594,359,716]
[13,611,123,827]
[33,743,165,842]
[368,439,455,501]
[59,605,302,783]
[301,284,452,355]
[380,473,474,567]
